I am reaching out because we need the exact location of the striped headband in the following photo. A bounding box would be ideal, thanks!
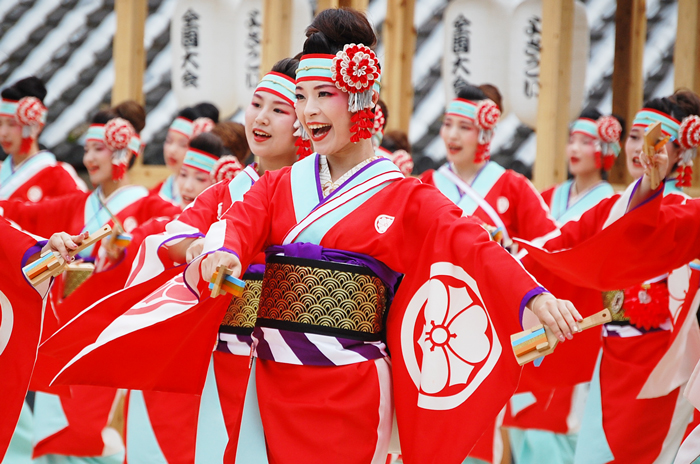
[296,54,335,83]
[183,148,217,173]
[446,98,477,121]
[169,117,194,138]
[633,108,680,142]
[0,99,18,117]
[571,118,598,138]
[255,72,296,106]
[85,124,141,156]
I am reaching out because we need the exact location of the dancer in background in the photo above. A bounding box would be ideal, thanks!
[155,102,220,205]
[0,76,86,202]
[518,90,700,464]
[422,84,557,250]
[504,109,624,464]
[212,121,252,164]
[0,101,180,464]
[540,109,622,223]
[123,58,300,464]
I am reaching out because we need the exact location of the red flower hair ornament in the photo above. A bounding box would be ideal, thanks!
[474,99,501,163]
[596,116,622,171]
[211,156,244,183]
[104,118,136,181]
[331,44,381,143]
[192,117,215,138]
[676,115,700,187]
[16,97,47,155]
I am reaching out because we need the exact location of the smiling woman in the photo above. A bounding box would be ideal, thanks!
[199,8,584,464]
[0,76,86,202]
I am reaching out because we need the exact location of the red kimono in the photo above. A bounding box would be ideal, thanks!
[518,179,699,464]
[421,161,557,242]
[202,154,547,464]
[0,185,179,461]
[0,151,86,202]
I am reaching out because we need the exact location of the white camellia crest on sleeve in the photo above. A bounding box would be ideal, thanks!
[0,290,14,356]
[401,262,502,410]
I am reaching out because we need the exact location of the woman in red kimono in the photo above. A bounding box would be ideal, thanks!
[421,85,556,246]
[0,76,86,202]
[0,100,180,464]
[123,58,300,464]
[153,103,220,205]
[504,109,624,464]
[520,90,700,464]
[198,9,585,464]
[420,84,558,463]
[0,223,92,463]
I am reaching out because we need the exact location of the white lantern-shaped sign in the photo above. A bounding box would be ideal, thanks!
[171,0,311,118]
[507,0,589,128]
[442,0,511,115]
[231,0,311,110]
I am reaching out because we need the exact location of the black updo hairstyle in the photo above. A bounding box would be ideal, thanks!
[270,57,299,80]
[301,8,377,57]
[189,132,224,159]
[193,102,219,123]
[642,90,700,172]
[643,90,700,124]
[456,85,488,102]
[1,76,47,102]
[91,100,146,133]
[176,107,199,123]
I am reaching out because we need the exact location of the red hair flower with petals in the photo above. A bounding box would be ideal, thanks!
[192,117,215,138]
[104,118,135,151]
[211,156,243,183]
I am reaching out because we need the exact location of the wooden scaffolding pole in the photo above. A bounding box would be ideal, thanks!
[674,0,700,94]
[316,0,369,12]
[262,0,292,76]
[112,0,147,106]
[383,0,416,134]
[609,0,646,186]
[532,0,575,191]
[675,0,700,191]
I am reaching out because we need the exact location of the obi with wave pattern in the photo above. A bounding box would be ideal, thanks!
[220,272,264,335]
[257,255,389,340]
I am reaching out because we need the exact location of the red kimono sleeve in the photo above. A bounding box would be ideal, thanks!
[0,192,87,237]
[214,170,279,270]
[540,186,555,208]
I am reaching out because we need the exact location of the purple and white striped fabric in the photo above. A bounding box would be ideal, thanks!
[251,327,388,366]
[216,333,254,356]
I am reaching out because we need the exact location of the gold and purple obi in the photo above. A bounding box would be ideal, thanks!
[252,245,400,366]
[216,266,265,355]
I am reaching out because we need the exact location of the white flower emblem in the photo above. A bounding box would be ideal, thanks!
[374,215,395,234]
[401,262,502,410]
[419,279,490,395]
[0,290,14,356]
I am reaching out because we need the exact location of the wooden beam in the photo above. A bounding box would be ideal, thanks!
[316,0,338,11]
[674,0,700,94]
[383,0,416,134]
[674,0,700,189]
[262,0,292,76]
[316,0,368,12]
[129,165,171,190]
[532,0,575,191]
[609,0,646,186]
[112,0,147,106]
